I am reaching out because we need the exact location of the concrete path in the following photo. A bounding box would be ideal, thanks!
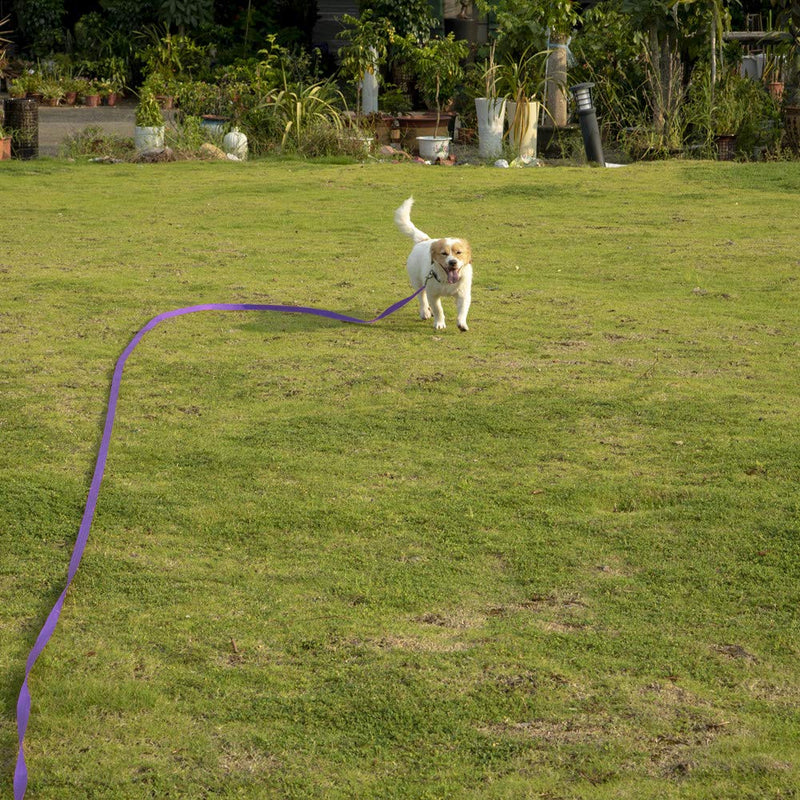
[3,98,138,157]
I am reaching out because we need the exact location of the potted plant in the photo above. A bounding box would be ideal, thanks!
[472,43,506,158]
[407,33,468,159]
[499,45,550,158]
[135,88,165,151]
[477,0,577,128]
[7,76,30,98]
[710,73,747,160]
[98,79,122,106]
[39,78,62,106]
[762,45,785,103]
[24,71,44,102]
[338,11,395,115]
[100,56,127,106]
[81,79,101,107]
[61,76,82,106]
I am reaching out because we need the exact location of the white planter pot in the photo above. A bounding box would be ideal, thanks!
[506,100,540,158]
[475,97,506,159]
[135,125,165,152]
[416,135,451,161]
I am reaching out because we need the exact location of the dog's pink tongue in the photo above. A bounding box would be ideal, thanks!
[447,270,459,284]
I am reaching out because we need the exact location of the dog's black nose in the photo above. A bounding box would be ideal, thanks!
[447,258,458,268]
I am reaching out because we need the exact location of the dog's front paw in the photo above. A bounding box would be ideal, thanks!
[420,307,432,320]
[433,320,446,331]
[457,321,469,332]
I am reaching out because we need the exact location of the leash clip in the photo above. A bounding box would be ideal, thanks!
[425,267,441,284]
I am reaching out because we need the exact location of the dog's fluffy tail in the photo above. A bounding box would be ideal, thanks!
[394,197,430,244]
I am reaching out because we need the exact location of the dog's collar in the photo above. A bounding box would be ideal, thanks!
[428,264,462,285]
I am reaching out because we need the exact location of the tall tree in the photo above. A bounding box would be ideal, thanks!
[622,0,688,144]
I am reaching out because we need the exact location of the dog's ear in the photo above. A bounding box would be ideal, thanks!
[456,239,472,265]
[429,239,444,264]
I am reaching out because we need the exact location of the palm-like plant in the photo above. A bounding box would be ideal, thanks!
[270,74,346,152]
[499,45,550,152]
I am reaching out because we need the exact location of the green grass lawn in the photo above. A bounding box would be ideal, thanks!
[1,157,798,799]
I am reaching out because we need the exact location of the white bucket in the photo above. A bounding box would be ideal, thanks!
[416,135,451,161]
[134,125,165,152]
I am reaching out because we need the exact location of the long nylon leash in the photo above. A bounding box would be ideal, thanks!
[13,288,425,799]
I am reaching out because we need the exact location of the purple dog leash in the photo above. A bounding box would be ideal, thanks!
[13,289,423,799]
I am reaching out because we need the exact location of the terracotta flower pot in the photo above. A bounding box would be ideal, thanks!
[83,94,101,107]
[767,81,784,103]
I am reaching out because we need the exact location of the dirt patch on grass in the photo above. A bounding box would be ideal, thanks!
[480,717,614,746]
[374,635,474,653]
[639,681,733,779]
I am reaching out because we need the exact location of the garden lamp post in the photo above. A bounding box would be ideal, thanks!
[570,82,605,166]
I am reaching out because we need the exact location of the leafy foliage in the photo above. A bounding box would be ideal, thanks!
[13,0,65,56]
[684,65,782,156]
[405,33,469,112]
[135,88,165,127]
[359,0,437,41]
[476,0,578,58]
[158,0,213,32]
[338,11,395,82]
[571,1,647,135]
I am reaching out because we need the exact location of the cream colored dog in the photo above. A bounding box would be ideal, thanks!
[394,197,473,332]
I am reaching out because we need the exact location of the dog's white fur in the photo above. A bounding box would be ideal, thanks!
[394,197,473,332]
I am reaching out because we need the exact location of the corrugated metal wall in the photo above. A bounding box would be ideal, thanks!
[312,1,360,52]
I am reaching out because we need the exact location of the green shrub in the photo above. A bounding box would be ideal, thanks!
[166,115,220,156]
[59,125,135,160]
[135,89,165,127]
[684,66,781,159]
